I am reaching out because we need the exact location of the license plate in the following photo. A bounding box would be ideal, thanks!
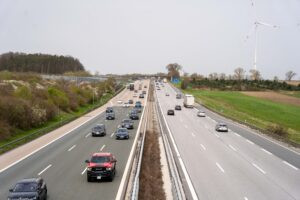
[97,176,102,180]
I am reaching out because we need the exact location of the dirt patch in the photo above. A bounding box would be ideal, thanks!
[139,82,166,200]
[242,91,300,106]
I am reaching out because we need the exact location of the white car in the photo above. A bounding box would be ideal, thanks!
[117,100,123,104]
[123,103,129,108]
[197,111,206,117]
[133,93,138,97]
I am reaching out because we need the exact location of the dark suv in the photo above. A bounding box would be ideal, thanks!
[121,119,134,129]
[106,107,115,120]
[92,124,106,136]
[129,110,139,120]
[128,99,134,104]
[8,178,47,200]
[115,128,129,140]
[85,153,117,182]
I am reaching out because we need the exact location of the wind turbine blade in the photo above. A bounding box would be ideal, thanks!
[257,21,279,28]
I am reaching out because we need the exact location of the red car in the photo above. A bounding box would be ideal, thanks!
[85,152,117,182]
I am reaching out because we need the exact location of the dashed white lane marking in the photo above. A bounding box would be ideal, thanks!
[229,144,237,151]
[110,132,115,137]
[191,132,196,137]
[214,133,220,138]
[261,148,272,155]
[38,164,52,176]
[246,139,254,145]
[200,144,206,150]
[216,162,225,173]
[100,144,106,151]
[234,132,241,137]
[81,167,87,175]
[252,163,266,174]
[85,133,91,138]
[283,161,298,170]
[244,197,249,200]
[68,145,76,152]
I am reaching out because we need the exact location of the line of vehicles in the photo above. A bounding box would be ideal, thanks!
[156,80,229,132]
[7,82,147,199]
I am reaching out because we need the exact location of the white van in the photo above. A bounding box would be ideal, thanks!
[183,94,194,108]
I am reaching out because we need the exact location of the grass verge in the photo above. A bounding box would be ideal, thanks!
[0,89,122,154]
[174,83,300,144]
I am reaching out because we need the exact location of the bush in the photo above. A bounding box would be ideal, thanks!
[47,87,70,111]
[0,120,12,140]
[267,124,288,137]
[14,85,32,100]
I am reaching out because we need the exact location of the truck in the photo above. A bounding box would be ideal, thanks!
[129,83,134,91]
[183,94,194,108]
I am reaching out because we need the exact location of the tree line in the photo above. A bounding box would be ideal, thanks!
[0,52,85,74]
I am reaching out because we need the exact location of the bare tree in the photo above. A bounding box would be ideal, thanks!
[219,73,226,80]
[249,69,261,80]
[166,63,182,79]
[208,73,218,80]
[234,67,245,80]
[285,71,297,81]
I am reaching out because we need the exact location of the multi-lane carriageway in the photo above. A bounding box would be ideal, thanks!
[1,79,299,200]
[156,83,300,200]
[0,80,150,200]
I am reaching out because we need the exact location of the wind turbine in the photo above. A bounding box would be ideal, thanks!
[246,0,279,70]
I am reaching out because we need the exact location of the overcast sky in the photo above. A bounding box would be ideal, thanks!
[0,0,299,79]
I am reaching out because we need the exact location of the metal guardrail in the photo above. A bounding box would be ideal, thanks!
[155,89,186,200]
[0,87,124,154]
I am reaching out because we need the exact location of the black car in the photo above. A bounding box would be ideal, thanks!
[92,124,106,136]
[175,105,181,110]
[106,107,115,120]
[128,99,134,104]
[129,110,139,120]
[8,178,47,200]
[121,119,134,129]
[139,94,144,98]
[167,109,175,115]
[115,128,129,140]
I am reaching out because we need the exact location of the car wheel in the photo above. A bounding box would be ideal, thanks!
[87,176,92,182]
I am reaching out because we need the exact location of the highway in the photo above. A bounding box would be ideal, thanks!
[156,82,300,200]
[0,80,149,199]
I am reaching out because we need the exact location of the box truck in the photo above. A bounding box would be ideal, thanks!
[183,94,194,108]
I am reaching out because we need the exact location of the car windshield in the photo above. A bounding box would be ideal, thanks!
[219,124,227,127]
[118,128,128,133]
[91,156,110,163]
[93,126,103,130]
[13,182,37,192]
[123,120,130,123]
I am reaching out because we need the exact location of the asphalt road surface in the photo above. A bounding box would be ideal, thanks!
[156,82,300,200]
[0,80,149,200]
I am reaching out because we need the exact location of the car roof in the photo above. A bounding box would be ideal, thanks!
[218,123,227,125]
[118,127,128,131]
[92,152,112,157]
[17,178,40,184]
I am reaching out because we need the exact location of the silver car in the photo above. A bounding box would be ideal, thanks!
[197,111,206,117]
[215,123,228,132]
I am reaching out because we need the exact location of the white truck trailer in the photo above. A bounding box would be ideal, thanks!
[183,94,194,108]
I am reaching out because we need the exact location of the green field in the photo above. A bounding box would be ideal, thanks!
[280,91,300,98]
[179,87,300,144]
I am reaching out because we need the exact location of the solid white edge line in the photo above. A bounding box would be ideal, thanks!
[156,85,199,200]
[100,144,106,152]
[38,164,52,176]
[200,144,206,150]
[216,162,225,173]
[68,145,76,152]
[81,167,87,175]
[283,161,298,170]
[0,88,126,174]
[252,163,266,174]
[85,133,91,138]
[261,148,272,155]
[110,132,115,138]
[115,80,150,200]
[246,139,254,145]
[229,144,237,151]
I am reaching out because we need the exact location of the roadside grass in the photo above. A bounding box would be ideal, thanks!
[177,86,300,144]
[280,91,300,99]
[0,93,114,154]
